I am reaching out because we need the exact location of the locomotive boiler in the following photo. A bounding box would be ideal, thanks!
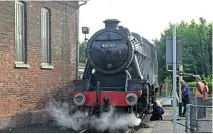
[71,19,159,117]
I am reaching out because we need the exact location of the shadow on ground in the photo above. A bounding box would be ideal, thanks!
[0,120,75,133]
[0,84,76,133]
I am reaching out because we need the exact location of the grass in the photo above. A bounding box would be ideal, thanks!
[156,87,171,98]
[206,108,212,113]
[79,63,86,68]
[163,106,174,110]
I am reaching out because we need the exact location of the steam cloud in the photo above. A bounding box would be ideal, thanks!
[48,101,141,132]
[48,102,88,131]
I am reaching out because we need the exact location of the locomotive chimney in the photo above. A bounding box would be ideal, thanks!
[103,19,120,29]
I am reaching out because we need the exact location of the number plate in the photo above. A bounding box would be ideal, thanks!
[100,43,117,48]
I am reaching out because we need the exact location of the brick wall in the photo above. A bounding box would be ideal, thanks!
[0,1,78,129]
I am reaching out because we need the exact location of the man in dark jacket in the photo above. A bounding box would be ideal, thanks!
[180,80,190,117]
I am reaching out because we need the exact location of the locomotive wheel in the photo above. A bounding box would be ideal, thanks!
[138,96,148,109]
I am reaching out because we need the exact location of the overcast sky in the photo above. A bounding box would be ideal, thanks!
[79,0,213,43]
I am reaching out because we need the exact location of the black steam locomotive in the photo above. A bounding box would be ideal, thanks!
[71,19,159,117]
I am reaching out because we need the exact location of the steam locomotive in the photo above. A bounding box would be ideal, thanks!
[71,19,159,117]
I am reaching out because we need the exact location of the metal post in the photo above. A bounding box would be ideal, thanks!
[186,104,191,133]
[179,65,183,116]
[172,24,177,133]
[212,22,213,97]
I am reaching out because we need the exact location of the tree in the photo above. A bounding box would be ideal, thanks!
[79,41,87,66]
[155,17,212,83]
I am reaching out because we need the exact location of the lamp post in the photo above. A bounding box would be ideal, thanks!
[179,65,183,116]
[172,24,177,133]
[82,26,89,42]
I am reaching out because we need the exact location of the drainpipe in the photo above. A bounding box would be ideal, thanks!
[76,1,88,79]
[79,1,87,6]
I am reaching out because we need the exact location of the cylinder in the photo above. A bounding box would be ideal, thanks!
[103,19,120,29]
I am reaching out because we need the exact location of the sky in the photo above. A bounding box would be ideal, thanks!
[79,0,213,43]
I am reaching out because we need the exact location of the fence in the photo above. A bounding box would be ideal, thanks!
[185,97,212,133]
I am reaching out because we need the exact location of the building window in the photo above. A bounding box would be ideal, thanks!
[15,1,29,68]
[41,8,53,69]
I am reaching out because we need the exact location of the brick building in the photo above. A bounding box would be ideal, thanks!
[0,0,87,129]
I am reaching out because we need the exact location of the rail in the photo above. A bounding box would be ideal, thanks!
[79,128,88,133]
[125,113,149,133]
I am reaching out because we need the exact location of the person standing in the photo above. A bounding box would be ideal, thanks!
[202,80,209,117]
[202,80,209,101]
[194,77,205,118]
[180,80,190,117]
[194,77,204,98]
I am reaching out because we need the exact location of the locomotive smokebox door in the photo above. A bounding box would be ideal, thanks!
[87,19,134,75]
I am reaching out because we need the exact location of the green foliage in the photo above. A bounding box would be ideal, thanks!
[155,17,212,83]
[156,76,172,98]
[164,76,172,93]
[79,42,87,66]
[79,63,86,67]
[201,74,212,82]
[164,76,172,83]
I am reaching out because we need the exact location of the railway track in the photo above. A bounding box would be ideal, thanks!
[125,113,150,133]
[78,114,150,133]
[78,121,150,133]
[77,125,143,133]
[79,128,88,133]
[76,112,150,133]
[125,122,150,133]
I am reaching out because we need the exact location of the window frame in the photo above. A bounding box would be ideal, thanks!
[40,7,53,69]
[14,1,29,68]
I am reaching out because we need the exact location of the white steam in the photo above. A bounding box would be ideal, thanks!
[48,101,141,132]
[48,102,88,131]
[90,107,141,132]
